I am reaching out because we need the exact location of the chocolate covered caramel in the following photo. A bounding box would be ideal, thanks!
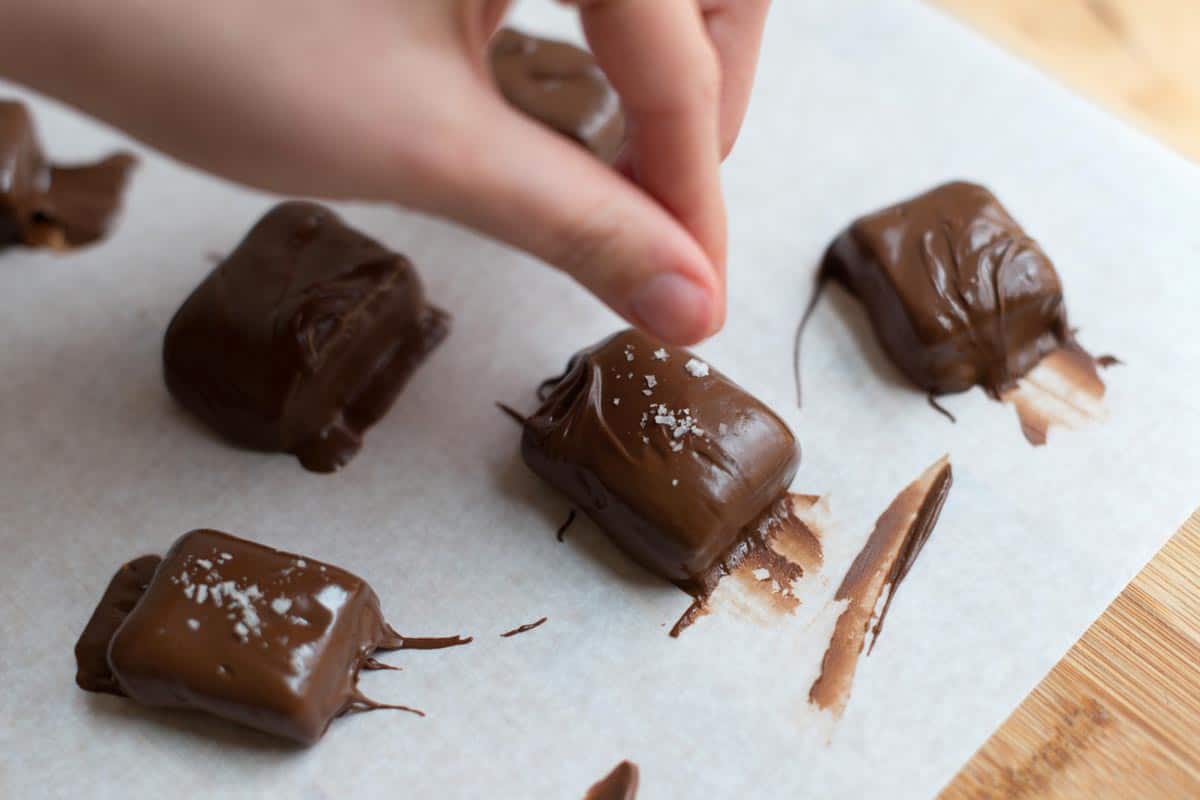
[163,202,449,472]
[522,329,800,586]
[0,100,135,250]
[821,181,1075,397]
[75,529,471,744]
[490,28,625,163]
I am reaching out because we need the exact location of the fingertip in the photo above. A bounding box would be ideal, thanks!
[629,272,719,345]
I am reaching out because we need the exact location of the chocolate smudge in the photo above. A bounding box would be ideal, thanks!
[583,761,639,800]
[793,273,830,407]
[809,456,952,717]
[361,658,401,672]
[671,493,824,637]
[496,402,529,427]
[500,617,548,638]
[1002,344,1109,446]
[1097,354,1122,368]
[346,690,424,718]
[556,509,578,542]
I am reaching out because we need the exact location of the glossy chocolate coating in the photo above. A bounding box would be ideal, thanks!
[822,181,1069,395]
[102,529,405,745]
[522,329,800,584]
[490,28,626,163]
[0,100,135,250]
[74,555,162,696]
[163,202,449,472]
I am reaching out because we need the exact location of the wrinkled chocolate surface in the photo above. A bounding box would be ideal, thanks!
[522,329,800,584]
[822,181,1070,396]
[163,202,449,472]
[0,100,135,250]
[490,28,626,163]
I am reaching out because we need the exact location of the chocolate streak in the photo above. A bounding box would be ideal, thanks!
[0,100,136,251]
[490,28,626,163]
[163,202,449,472]
[76,529,469,744]
[809,456,952,717]
[500,617,548,638]
[583,761,639,800]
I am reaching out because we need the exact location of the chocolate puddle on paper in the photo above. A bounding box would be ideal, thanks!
[74,529,472,744]
[798,181,1113,445]
[809,456,953,717]
[1,100,136,251]
[583,761,640,800]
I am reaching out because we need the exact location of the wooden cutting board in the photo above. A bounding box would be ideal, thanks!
[926,2,1200,796]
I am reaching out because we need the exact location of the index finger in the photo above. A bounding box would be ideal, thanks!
[573,0,727,295]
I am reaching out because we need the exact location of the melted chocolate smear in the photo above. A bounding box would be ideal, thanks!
[500,616,548,638]
[1002,344,1108,447]
[583,761,640,800]
[927,393,957,424]
[74,555,162,696]
[345,690,424,718]
[809,456,952,717]
[793,272,831,407]
[670,493,824,638]
[380,628,474,651]
[556,508,578,542]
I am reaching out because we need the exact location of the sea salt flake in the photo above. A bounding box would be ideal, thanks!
[195,585,208,604]
[685,358,710,378]
[233,622,249,639]
[642,389,653,396]
[295,560,307,568]
[671,479,679,487]
[183,584,195,599]
[612,398,620,406]
[271,598,293,615]
[752,568,771,582]
[653,348,669,361]
[289,616,309,627]
[670,442,684,452]
[187,619,200,631]
[642,436,650,444]
[195,558,212,570]
[644,375,657,388]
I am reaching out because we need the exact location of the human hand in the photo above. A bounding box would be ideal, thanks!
[0,0,770,344]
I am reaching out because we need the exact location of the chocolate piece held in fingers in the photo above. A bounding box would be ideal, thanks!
[490,28,626,163]
[75,529,472,744]
[821,181,1088,397]
[0,100,136,250]
[163,202,449,472]
[521,329,800,587]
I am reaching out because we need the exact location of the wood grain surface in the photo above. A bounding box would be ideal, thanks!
[926,1,1200,797]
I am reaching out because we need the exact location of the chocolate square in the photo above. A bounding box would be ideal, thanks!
[104,530,399,744]
[163,202,449,472]
[522,329,800,584]
[74,555,162,696]
[490,28,626,163]
[822,181,1069,395]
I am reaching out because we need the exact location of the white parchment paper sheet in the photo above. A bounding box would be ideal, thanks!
[2,2,1198,798]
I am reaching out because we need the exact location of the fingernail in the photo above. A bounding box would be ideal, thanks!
[630,273,715,345]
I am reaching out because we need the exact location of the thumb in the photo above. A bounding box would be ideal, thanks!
[406,85,722,345]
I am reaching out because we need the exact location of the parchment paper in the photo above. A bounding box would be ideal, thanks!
[2,2,1199,798]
